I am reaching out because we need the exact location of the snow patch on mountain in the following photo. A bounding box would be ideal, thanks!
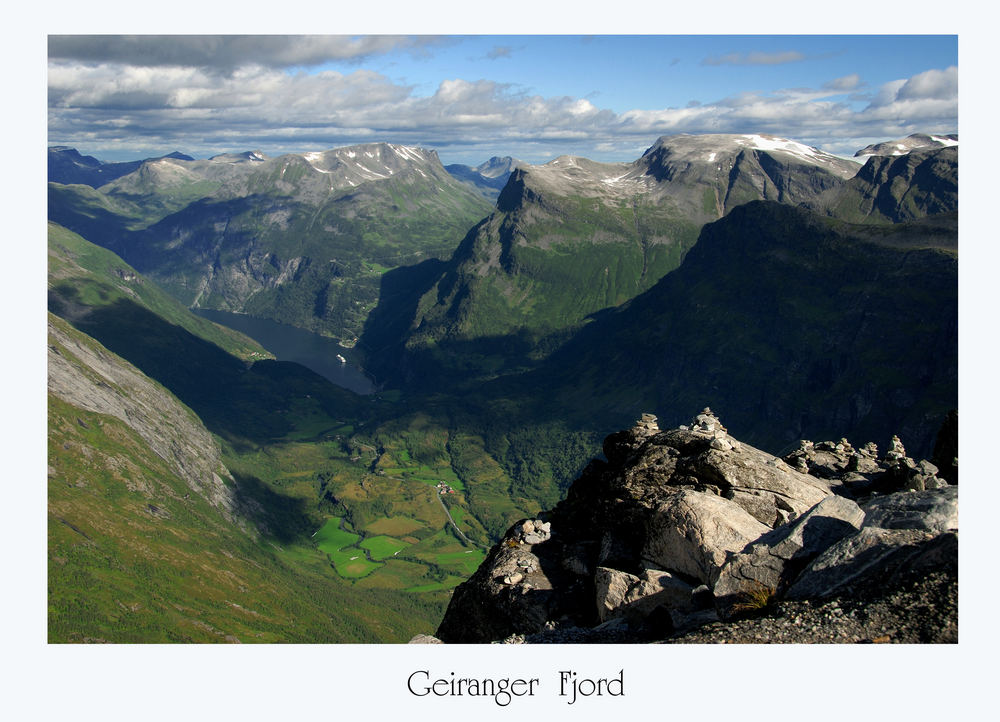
[737,134,848,168]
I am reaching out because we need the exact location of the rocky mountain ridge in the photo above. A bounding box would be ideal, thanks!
[431,409,957,644]
[48,146,195,188]
[362,133,866,389]
[48,141,492,344]
[48,313,240,516]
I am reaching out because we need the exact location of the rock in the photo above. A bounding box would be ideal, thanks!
[785,527,958,600]
[642,490,770,584]
[435,408,958,644]
[408,634,444,644]
[846,452,881,474]
[906,460,946,491]
[682,440,832,525]
[710,437,733,451]
[634,413,660,436]
[713,495,865,617]
[885,434,907,462]
[690,407,726,434]
[594,566,696,623]
[861,487,957,533]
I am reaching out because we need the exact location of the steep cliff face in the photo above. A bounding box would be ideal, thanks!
[48,312,240,516]
[433,410,957,644]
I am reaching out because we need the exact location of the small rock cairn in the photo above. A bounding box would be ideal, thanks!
[515,518,552,546]
[633,412,660,437]
[679,407,741,451]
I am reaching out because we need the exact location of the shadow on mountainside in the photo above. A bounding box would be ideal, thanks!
[47,291,367,445]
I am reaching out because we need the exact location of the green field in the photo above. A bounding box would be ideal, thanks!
[365,516,425,536]
[314,517,360,555]
[361,535,410,561]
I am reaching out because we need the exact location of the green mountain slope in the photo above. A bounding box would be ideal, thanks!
[513,201,957,458]
[361,134,860,389]
[48,221,270,362]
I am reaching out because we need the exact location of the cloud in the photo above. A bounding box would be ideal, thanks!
[896,66,958,101]
[47,52,958,165]
[485,45,513,60]
[823,74,862,92]
[702,51,806,66]
[856,67,958,131]
[47,35,447,71]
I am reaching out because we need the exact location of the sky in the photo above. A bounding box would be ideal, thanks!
[47,32,958,166]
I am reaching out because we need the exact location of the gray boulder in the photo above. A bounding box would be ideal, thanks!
[861,487,957,533]
[713,495,865,616]
[595,566,696,623]
[642,490,770,584]
[687,443,833,525]
[408,634,444,644]
[785,526,958,600]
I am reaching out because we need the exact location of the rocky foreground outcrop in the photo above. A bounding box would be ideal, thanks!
[430,409,957,644]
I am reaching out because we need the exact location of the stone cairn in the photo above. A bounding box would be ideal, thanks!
[679,407,740,451]
[516,518,552,546]
[634,412,660,437]
[783,432,948,493]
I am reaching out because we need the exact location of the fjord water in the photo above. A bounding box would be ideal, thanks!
[192,308,376,395]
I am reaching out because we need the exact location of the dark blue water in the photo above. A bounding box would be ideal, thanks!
[192,308,376,395]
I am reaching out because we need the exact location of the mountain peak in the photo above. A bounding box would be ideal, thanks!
[855,133,958,159]
[208,150,267,163]
[293,142,442,187]
[642,133,860,178]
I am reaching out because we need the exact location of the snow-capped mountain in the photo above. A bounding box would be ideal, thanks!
[855,133,958,159]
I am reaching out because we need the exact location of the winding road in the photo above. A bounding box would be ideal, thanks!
[434,492,484,549]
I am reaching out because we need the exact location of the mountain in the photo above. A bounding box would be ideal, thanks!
[431,409,957,644]
[48,142,494,344]
[445,156,524,199]
[48,146,195,187]
[817,146,958,223]
[854,133,958,159]
[635,133,859,214]
[509,201,956,460]
[361,134,862,389]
